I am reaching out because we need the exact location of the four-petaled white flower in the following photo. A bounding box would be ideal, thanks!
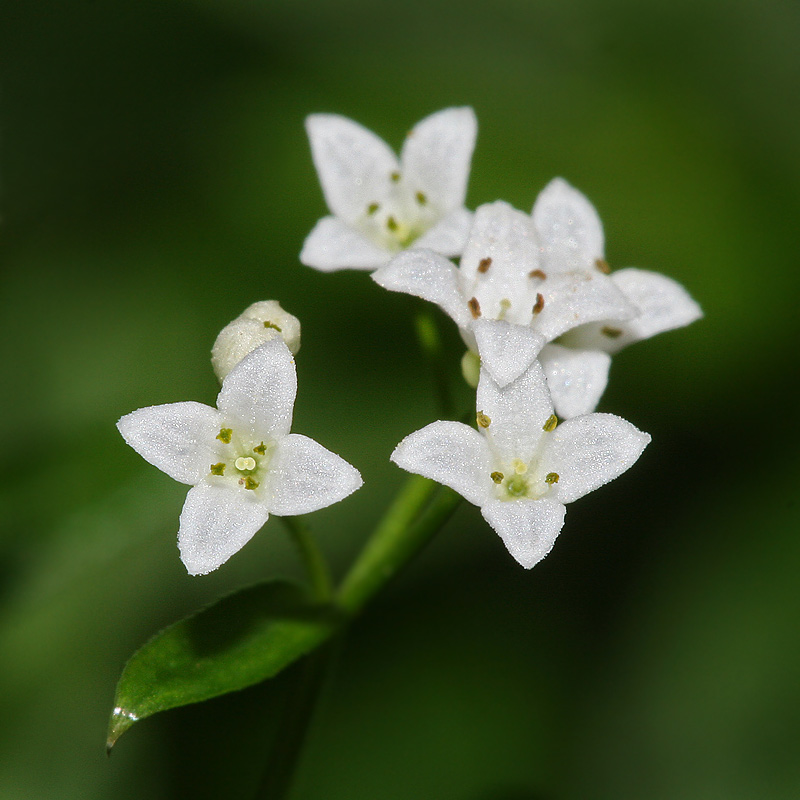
[391,358,650,569]
[531,178,703,417]
[301,107,477,272]
[372,200,637,406]
[117,339,362,575]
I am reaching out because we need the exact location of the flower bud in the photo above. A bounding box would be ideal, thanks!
[461,349,480,389]
[211,301,301,382]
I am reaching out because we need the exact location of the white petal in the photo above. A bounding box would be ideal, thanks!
[217,339,296,439]
[472,318,546,388]
[560,268,703,353]
[178,482,270,575]
[300,216,391,272]
[539,344,611,419]
[400,107,477,212]
[481,498,566,568]
[265,434,362,516]
[413,207,473,257]
[534,270,635,341]
[117,402,222,485]
[459,202,540,322]
[542,413,650,504]
[476,359,553,464]
[391,421,493,507]
[306,114,399,225]
[372,248,472,329]
[532,177,605,272]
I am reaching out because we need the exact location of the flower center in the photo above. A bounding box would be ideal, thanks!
[210,427,273,491]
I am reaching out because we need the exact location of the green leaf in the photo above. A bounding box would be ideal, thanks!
[107,580,341,751]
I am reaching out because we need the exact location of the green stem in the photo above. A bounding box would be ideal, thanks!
[282,516,333,602]
[337,476,462,615]
[414,308,453,418]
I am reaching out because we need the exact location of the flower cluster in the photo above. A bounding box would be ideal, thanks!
[118,106,701,576]
[302,107,701,568]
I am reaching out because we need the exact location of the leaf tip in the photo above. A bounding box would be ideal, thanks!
[106,705,140,753]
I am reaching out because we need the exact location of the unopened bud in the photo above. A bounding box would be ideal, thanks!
[211,301,301,382]
[461,349,480,389]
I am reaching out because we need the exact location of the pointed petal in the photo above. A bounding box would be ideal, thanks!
[481,498,566,568]
[532,177,604,272]
[564,267,704,353]
[459,202,541,322]
[543,413,650,504]
[117,402,222,485]
[300,216,390,272]
[534,270,636,341]
[476,359,553,464]
[306,114,399,225]
[178,482,270,575]
[539,344,611,419]
[472,318,546,388]
[413,207,473,257]
[400,107,477,212]
[265,434,362,516]
[391,421,493,507]
[372,248,472,329]
[217,339,296,439]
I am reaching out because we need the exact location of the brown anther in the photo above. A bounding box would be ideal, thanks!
[601,326,623,338]
[595,258,611,274]
[478,257,492,273]
[528,269,546,280]
[533,293,545,314]
[490,471,504,484]
[468,297,481,318]
[545,472,560,485]
[476,411,491,428]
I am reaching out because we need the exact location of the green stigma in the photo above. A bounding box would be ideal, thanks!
[505,475,529,497]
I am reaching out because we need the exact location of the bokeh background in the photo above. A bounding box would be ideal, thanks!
[2,1,799,798]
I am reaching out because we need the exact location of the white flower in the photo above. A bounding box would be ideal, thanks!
[301,107,477,272]
[117,339,362,575]
[390,359,650,569]
[211,300,301,383]
[372,200,636,390]
[532,178,703,417]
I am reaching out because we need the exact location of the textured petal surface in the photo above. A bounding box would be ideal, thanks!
[372,248,472,329]
[217,339,297,440]
[543,413,650,504]
[306,114,399,225]
[562,268,703,353]
[265,434,362,516]
[532,177,604,272]
[459,202,541,323]
[413,207,473,256]
[481,498,566,568]
[476,359,553,464]
[535,270,635,341]
[400,107,477,212]
[300,216,390,271]
[391,421,493,507]
[117,402,222,485]
[178,482,270,575]
[539,344,612,419]
[472,318,546,388]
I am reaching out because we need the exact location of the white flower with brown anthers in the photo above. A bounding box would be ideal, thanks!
[301,108,477,271]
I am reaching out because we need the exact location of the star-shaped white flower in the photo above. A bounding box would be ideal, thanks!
[301,107,477,272]
[390,358,650,569]
[532,178,703,417]
[372,200,636,391]
[117,339,362,575]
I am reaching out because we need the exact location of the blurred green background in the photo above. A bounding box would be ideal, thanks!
[2,0,799,797]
